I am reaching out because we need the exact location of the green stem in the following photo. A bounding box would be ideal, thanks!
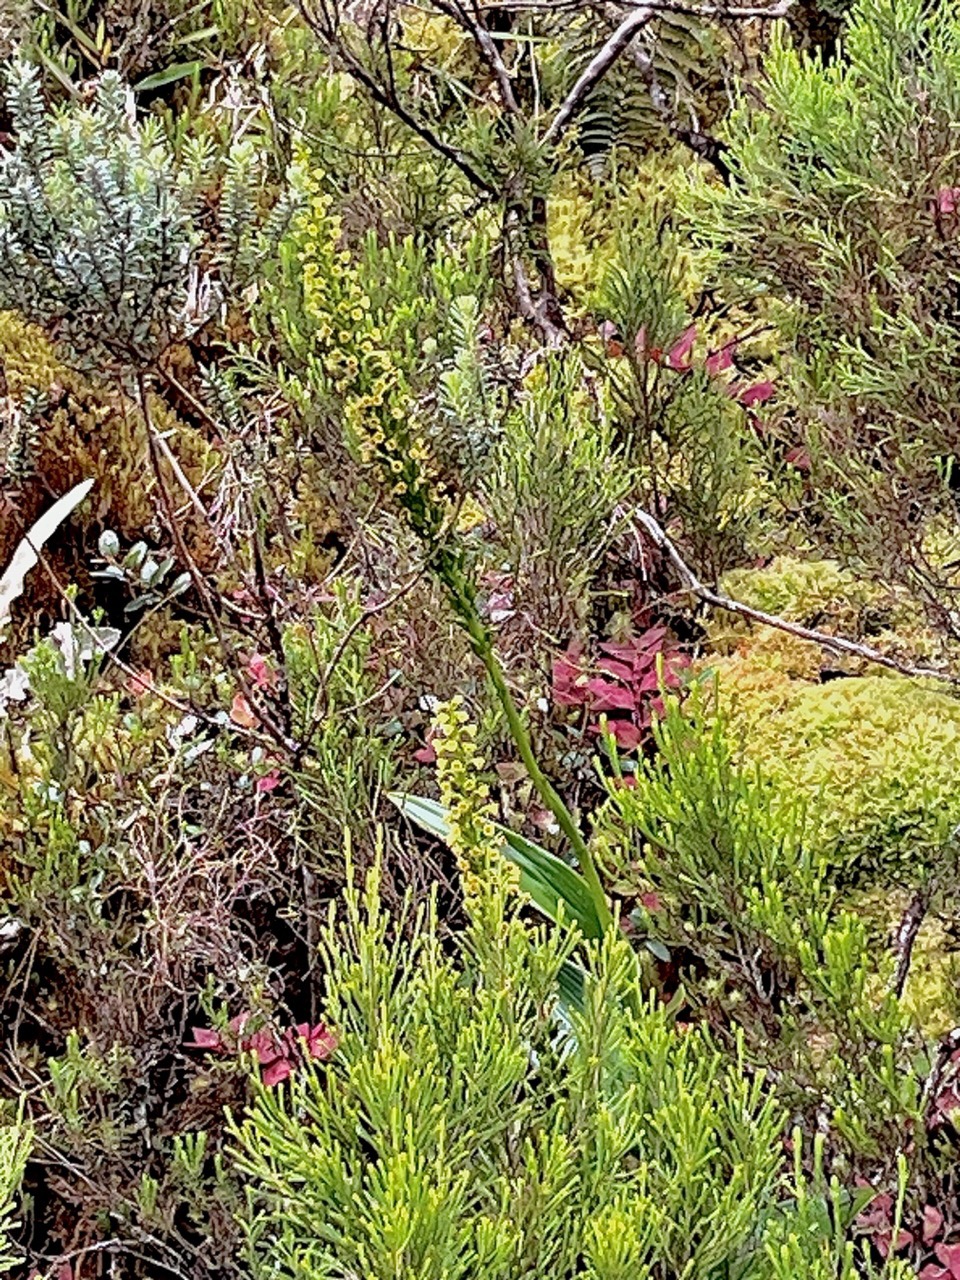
[459,602,614,933]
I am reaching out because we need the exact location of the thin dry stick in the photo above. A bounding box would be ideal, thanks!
[137,375,299,753]
[892,886,931,999]
[542,6,654,146]
[634,508,960,686]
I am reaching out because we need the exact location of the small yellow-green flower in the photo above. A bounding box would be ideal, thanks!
[433,696,518,918]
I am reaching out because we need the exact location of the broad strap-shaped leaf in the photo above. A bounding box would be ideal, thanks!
[0,480,94,636]
[133,61,205,92]
[388,791,604,940]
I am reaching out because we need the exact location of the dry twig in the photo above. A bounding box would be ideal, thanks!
[634,508,960,686]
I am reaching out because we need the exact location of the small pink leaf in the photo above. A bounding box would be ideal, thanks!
[935,1242,960,1277]
[586,679,635,712]
[262,1058,293,1087]
[737,380,775,407]
[248,654,278,690]
[230,692,259,729]
[597,657,635,682]
[306,1023,338,1060]
[706,341,737,376]
[924,1206,945,1244]
[186,1026,224,1051]
[784,445,811,471]
[666,324,697,371]
[590,718,643,750]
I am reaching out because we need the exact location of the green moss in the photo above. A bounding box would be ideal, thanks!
[718,556,880,628]
[716,666,960,880]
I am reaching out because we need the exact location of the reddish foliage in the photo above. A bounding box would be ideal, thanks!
[736,379,776,408]
[935,186,960,215]
[551,626,687,753]
[921,1243,960,1280]
[666,323,698,370]
[706,340,738,376]
[247,653,279,690]
[855,1191,913,1258]
[187,1013,337,1087]
[229,692,259,729]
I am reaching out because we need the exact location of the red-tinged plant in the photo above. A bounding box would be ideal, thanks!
[935,186,960,216]
[855,1190,913,1258]
[921,1243,960,1280]
[187,1014,337,1087]
[551,626,687,752]
[735,379,775,408]
[705,340,737,376]
[666,323,697,370]
[247,653,279,690]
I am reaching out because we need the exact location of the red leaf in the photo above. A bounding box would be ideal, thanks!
[875,1229,912,1258]
[186,1026,224,1051]
[262,1058,293,1087]
[639,891,661,912]
[256,769,282,793]
[413,742,437,764]
[590,718,643,750]
[305,1023,338,1060]
[586,678,636,712]
[784,445,811,471]
[936,186,960,214]
[248,654,278,690]
[635,668,662,694]
[706,341,737,376]
[924,1206,945,1245]
[610,719,643,750]
[552,652,586,706]
[737,379,775,407]
[230,692,259,729]
[667,324,697,371]
[597,657,635,682]
[934,1243,960,1277]
[247,1030,283,1066]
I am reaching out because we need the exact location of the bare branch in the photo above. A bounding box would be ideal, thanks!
[506,210,567,346]
[634,508,960,686]
[440,0,521,114]
[892,886,932,999]
[542,6,653,147]
[297,0,496,192]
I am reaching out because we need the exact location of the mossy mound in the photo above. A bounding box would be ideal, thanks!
[704,559,960,880]
[0,312,219,635]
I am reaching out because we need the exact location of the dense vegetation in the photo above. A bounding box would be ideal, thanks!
[4,0,960,1274]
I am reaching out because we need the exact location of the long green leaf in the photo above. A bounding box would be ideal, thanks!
[389,790,591,1009]
[134,60,204,92]
[388,791,604,939]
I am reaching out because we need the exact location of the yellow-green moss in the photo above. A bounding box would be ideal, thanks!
[0,311,218,565]
[712,656,960,878]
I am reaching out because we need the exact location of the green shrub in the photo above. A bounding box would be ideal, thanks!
[599,693,924,1165]
[695,0,960,628]
[232,862,802,1280]
[709,661,960,879]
